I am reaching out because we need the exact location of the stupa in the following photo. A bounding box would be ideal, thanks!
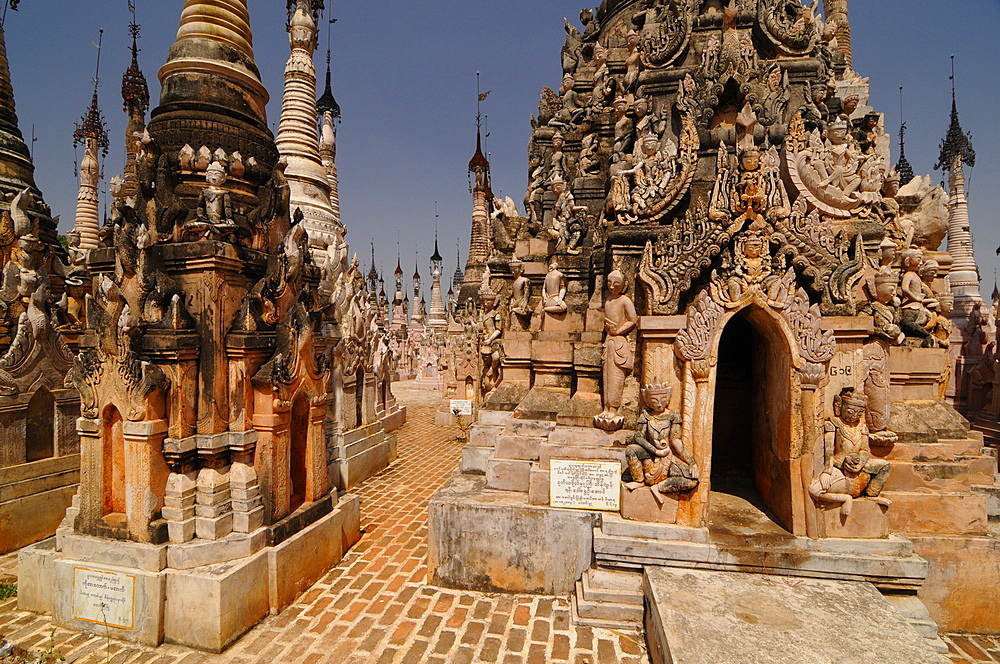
[16,1,400,651]
[430,0,1000,649]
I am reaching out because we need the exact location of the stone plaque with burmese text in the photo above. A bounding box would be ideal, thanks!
[72,567,136,630]
[549,459,621,511]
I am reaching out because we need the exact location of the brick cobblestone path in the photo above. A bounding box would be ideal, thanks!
[942,634,1000,664]
[0,382,648,664]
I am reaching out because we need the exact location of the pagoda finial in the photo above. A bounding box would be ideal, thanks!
[121,1,149,116]
[430,201,443,265]
[896,86,914,184]
[74,29,109,158]
[936,56,976,173]
[316,16,340,120]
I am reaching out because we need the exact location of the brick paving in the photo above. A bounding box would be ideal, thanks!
[0,382,648,663]
[943,634,1000,663]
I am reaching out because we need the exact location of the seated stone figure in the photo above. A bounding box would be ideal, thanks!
[624,384,699,494]
[185,161,239,241]
[809,388,892,517]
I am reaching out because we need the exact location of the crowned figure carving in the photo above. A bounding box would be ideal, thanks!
[787,114,887,218]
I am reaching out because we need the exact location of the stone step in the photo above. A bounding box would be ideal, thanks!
[600,513,711,543]
[882,593,948,652]
[885,439,982,461]
[883,491,989,535]
[580,567,643,606]
[485,458,532,492]
[538,444,625,470]
[970,483,1000,520]
[594,530,928,588]
[883,458,993,493]
[643,567,947,664]
[572,579,643,627]
[599,516,914,556]
[477,410,514,427]
[459,445,491,475]
[468,425,503,446]
[495,435,546,462]
[503,419,557,438]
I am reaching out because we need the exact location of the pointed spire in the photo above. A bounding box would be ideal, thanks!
[452,243,463,292]
[121,11,149,116]
[121,5,149,201]
[0,19,43,199]
[316,47,340,120]
[430,202,443,264]
[73,29,109,251]
[895,87,914,185]
[936,56,976,174]
[468,128,490,173]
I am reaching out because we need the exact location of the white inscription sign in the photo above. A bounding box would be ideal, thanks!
[450,399,474,416]
[72,567,136,630]
[549,459,621,511]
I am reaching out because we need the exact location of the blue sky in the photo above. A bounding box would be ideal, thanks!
[4,1,999,297]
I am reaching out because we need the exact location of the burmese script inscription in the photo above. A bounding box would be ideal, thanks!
[72,567,136,630]
[550,459,621,511]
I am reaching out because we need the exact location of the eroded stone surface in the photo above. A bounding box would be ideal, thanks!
[644,567,948,664]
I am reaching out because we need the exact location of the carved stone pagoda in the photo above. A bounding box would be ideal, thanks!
[17,0,398,650]
[0,15,79,555]
[431,0,1000,644]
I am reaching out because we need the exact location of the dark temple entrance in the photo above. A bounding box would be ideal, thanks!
[710,310,794,532]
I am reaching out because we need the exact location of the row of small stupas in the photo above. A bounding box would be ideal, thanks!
[8,0,401,651]
[431,0,1000,644]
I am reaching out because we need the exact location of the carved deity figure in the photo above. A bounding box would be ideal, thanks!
[612,98,634,158]
[788,114,886,218]
[589,43,614,110]
[478,274,503,394]
[594,270,638,431]
[187,162,238,241]
[550,176,587,246]
[561,17,583,74]
[542,260,567,315]
[861,271,902,444]
[551,73,584,128]
[549,131,568,183]
[625,384,699,495]
[898,247,936,348]
[57,274,88,332]
[66,229,87,267]
[612,133,677,224]
[624,30,642,93]
[509,258,531,321]
[809,388,892,517]
[632,96,666,156]
[578,130,601,176]
[525,154,546,232]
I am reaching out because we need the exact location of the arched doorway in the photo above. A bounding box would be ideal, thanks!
[102,405,126,522]
[289,392,310,512]
[355,369,364,427]
[25,388,55,462]
[710,309,794,531]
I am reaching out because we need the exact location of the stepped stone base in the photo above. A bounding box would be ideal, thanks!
[428,473,599,594]
[643,567,947,664]
[571,567,643,629]
[0,455,80,554]
[18,494,361,652]
[329,423,396,490]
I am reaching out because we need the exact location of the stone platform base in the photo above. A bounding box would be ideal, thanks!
[329,423,397,490]
[0,455,79,554]
[380,404,406,433]
[428,473,600,594]
[643,567,947,664]
[18,494,361,652]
